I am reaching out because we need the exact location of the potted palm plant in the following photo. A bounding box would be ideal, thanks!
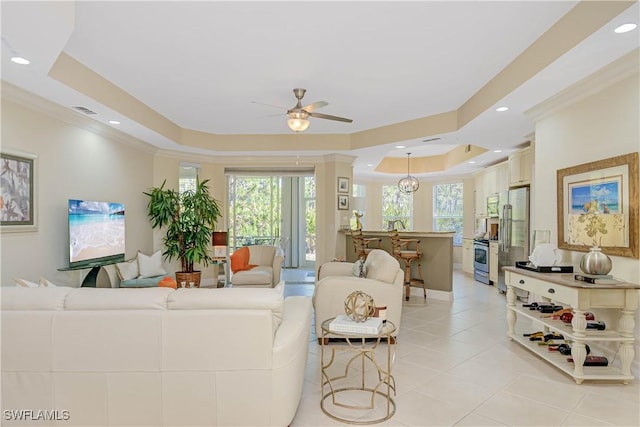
[144,178,222,286]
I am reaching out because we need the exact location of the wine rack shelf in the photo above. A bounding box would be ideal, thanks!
[504,267,639,384]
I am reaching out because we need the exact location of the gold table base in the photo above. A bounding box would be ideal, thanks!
[320,319,396,424]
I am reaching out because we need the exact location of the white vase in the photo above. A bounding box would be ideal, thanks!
[579,246,612,275]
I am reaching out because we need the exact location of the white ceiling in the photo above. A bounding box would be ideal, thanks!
[2,1,639,180]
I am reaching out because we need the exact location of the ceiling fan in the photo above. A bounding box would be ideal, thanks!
[284,88,353,132]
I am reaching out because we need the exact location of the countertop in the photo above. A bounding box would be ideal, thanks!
[503,266,640,289]
[341,230,454,238]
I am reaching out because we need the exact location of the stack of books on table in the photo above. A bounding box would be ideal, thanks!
[574,274,623,285]
[329,314,383,334]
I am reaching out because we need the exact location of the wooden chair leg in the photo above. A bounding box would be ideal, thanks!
[417,261,426,299]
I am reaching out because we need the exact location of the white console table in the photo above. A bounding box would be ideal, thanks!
[504,267,639,384]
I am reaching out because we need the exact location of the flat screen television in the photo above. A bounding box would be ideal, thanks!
[68,199,125,268]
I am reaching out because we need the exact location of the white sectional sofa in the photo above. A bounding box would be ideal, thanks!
[1,285,312,426]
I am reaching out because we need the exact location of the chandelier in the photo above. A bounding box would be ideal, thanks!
[398,153,419,194]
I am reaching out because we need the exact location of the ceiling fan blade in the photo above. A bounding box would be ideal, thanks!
[302,101,328,112]
[251,100,287,110]
[309,112,353,123]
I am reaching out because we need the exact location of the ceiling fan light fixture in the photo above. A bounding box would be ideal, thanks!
[288,117,310,132]
[398,153,419,194]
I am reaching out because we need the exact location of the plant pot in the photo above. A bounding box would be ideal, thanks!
[579,246,612,275]
[175,271,202,288]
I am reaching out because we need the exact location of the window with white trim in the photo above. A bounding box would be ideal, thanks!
[433,182,463,245]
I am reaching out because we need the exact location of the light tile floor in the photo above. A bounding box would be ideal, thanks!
[282,268,640,426]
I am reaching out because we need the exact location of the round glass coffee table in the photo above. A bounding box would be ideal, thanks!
[320,317,396,424]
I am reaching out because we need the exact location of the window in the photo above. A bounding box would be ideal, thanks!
[228,176,281,249]
[433,182,463,245]
[179,164,199,195]
[382,185,412,231]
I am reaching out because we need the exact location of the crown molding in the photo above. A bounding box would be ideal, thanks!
[321,153,357,164]
[155,148,325,166]
[1,82,159,155]
[525,49,640,122]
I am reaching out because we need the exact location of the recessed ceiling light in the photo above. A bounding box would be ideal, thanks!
[367,163,374,167]
[494,149,502,153]
[10,56,30,65]
[614,23,637,34]
[468,161,476,164]
[495,106,509,112]
[108,120,121,125]
[395,145,406,149]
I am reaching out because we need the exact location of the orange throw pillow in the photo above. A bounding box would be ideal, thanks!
[158,276,177,289]
[230,246,257,273]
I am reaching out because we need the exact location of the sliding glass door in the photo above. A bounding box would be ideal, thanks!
[227,173,315,268]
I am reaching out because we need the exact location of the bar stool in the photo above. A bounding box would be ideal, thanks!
[390,231,425,301]
[351,229,382,260]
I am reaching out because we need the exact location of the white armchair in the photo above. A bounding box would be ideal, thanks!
[231,245,284,288]
[313,249,404,341]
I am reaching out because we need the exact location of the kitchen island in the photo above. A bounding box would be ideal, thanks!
[343,230,454,298]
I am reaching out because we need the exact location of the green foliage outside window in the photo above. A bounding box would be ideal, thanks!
[382,185,412,230]
[229,176,281,249]
[433,182,464,245]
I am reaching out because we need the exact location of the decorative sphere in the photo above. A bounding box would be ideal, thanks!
[344,291,376,323]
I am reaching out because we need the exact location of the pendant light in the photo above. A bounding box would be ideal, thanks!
[398,153,419,194]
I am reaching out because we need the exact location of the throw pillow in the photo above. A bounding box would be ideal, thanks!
[158,276,177,289]
[230,246,256,273]
[39,277,58,287]
[351,258,367,278]
[14,278,39,288]
[116,258,139,281]
[137,250,167,278]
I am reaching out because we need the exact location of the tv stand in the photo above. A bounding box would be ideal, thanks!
[58,259,122,287]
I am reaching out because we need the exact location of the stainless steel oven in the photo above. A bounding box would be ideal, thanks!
[473,239,490,284]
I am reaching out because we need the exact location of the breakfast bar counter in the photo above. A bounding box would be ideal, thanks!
[343,230,454,295]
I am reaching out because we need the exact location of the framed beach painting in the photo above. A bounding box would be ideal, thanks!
[557,152,638,258]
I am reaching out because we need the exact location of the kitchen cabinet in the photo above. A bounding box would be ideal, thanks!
[489,241,499,284]
[504,267,639,384]
[495,161,509,194]
[509,147,533,187]
[475,161,509,219]
[462,238,474,275]
[474,172,486,217]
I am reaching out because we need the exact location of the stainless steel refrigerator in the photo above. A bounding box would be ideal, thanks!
[497,187,530,294]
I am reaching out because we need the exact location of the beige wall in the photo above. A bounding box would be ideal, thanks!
[533,72,639,283]
[1,98,155,286]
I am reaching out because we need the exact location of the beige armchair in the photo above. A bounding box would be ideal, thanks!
[313,249,404,341]
[231,245,284,288]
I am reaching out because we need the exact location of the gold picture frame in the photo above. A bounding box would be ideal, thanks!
[557,152,638,258]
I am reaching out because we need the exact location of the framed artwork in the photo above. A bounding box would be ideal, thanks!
[337,195,349,210]
[557,152,638,258]
[337,177,349,193]
[1,149,38,232]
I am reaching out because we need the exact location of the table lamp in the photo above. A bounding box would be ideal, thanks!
[212,231,228,259]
